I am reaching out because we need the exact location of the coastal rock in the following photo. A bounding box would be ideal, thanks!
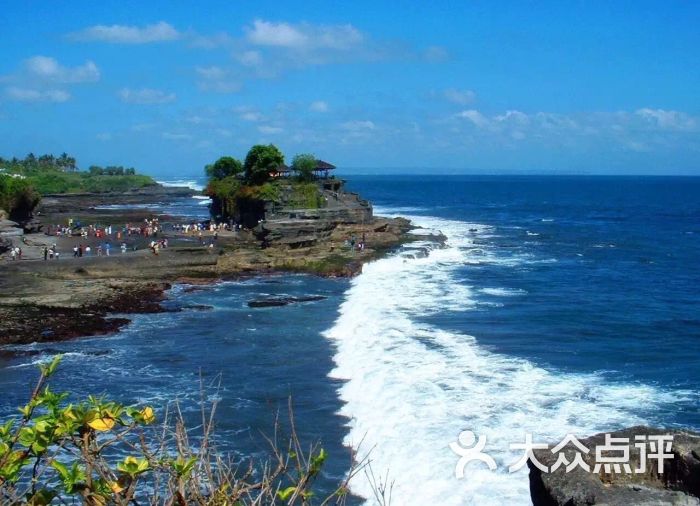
[254,219,336,248]
[247,295,327,308]
[529,426,700,505]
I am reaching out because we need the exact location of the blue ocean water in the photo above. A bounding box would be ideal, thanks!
[1,175,698,505]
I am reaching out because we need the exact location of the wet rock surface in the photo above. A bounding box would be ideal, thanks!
[247,295,327,308]
[529,426,700,505]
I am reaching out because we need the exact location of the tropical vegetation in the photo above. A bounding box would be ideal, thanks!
[0,153,156,195]
[205,145,323,224]
[0,357,372,505]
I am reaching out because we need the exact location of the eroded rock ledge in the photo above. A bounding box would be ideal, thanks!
[529,426,700,505]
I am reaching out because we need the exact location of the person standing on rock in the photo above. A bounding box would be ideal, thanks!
[43,246,48,261]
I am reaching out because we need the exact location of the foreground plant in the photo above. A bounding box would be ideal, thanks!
[0,356,368,505]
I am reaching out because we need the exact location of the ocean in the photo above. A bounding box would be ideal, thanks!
[1,175,698,505]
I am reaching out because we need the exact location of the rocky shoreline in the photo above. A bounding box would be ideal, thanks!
[0,186,439,346]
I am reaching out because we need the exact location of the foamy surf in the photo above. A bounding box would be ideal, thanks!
[324,212,684,505]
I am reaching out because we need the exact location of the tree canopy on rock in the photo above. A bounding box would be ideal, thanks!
[205,156,243,181]
[291,153,316,182]
[243,145,284,185]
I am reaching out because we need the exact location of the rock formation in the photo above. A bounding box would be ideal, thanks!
[529,426,700,505]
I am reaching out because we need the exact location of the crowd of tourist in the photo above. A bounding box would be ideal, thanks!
[4,217,240,262]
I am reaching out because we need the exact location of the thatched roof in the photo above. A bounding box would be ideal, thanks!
[313,160,336,171]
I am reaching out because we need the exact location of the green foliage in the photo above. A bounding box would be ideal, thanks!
[288,182,322,209]
[205,156,243,181]
[0,153,156,195]
[291,153,317,182]
[0,175,41,221]
[243,144,284,185]
[240,182,281,203]
[205,176,242,217]
[0,357,353,505]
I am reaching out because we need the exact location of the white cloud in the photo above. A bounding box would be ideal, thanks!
[245,19,363,51]
[310,101,329,113]
[258,125,283,134]
[69,21,180,44]
[236,50,263,67]
[96,132,112,141]
[5,87,70,102]
[635,108,696,131]
[119,88,176,104]
[341,120,376,131]
[240,111,262,122]
[443,88,476,105]
[162,132,192,140]
[456,110,490,129]
[495,110,530,125]
[195,66,226,80]
[16,56,100,83]
[424,46,450,62]
[195,66,240,93]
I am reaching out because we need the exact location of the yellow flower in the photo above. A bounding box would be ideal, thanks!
[88,416,115,431]
[109,481,124,493]
[140,406,155,424]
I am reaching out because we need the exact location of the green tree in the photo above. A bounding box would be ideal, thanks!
[291,153,317,182]
[205,156,243,181]
[243,144,284,185]
[0,175,41,221]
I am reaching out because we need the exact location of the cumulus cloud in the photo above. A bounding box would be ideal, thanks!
[443,88,476,105]
[456,109,490,128]
[5,87,70,102]
[162,132,192,140]
[258,125,283,134]
[423,46,450,62]
[23,56,100,83]
[119,88,176,104]
[240,111,263,122]
[447,107,700,156]
[245,19,363,51]
[1,56,100,103]
[69,21,180,44]
[635,108,696,131]
[310,101,329,112]
[195,66,240,93]
[236,50,263,67]
[341,120,376,131]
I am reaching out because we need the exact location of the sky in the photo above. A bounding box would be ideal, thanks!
[0,0,699,175]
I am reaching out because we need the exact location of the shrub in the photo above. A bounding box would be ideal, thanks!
[0,357,369,505]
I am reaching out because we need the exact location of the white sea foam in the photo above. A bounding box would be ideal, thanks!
[156,179,204,192]
[324,213,682,505]
[480,287,527,297]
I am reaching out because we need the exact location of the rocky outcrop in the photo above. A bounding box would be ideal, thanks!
[247,295,327,307]
[254,219,336,248]
[529,426,700,505]
[0,219,22,253]
[38,185,195,214]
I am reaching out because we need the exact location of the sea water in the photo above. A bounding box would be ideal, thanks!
[1,175,698,505]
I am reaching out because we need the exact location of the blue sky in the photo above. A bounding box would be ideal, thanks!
[1,0,699,175]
